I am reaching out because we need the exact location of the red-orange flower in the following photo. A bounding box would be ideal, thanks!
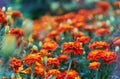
[62,42,84,56]
[95,28,110,36]
[102,51,118,64]
[76,36,91,44]
[61,70,79,79]
[12,10,22,18]
[114,1,120,8]
[34,63,44,77]
[87,50,104,61]
[23,54,42,66]
[89,62,101,70]
[42,41,58,51]
[47,30,59,38]
[47,69,61,79]
[37,49,52,57]
[96,1,111,12]
[57,55,70,62]
[71,30,84,39]
[57,23,73,33]
[9,28,24,38]
[83,25,98,32]
[0,11,7,24]
[47,58,59,67]
[9,57,22,72]
[89,41,110,50]
[112,39,120,46]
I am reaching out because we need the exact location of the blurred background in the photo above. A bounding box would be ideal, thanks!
[0,0,116,19]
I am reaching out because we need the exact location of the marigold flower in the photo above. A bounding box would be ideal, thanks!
[0,12,7,24]
[89,62,101,70]
[47,30,59,38]
[96,1,111,12]
[112,39,120,46]
[114,1,120,8]
[34,63,44,77]
[57,55,70,62]
[71,30,84,39]
[57,23,73,33]
[102,51,118,64]
[12,10,22,18]
[62,42,84,56]
[83,25,98,32]
[9,57,22,72]
[61,70,79,79]
[76,36,90,44]
[87,50,104,61]
[47,58,59,67]
[9,28,24,38]
[23,54,42,66]
[95,28,110,36]
[42,41,58,51]
[47,69,61,78]
[89,41,110,50]
[37,49,52,57]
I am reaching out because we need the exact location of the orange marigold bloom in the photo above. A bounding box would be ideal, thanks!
[47,30,59,38]
[61,70,79,79]
[34,63,44,77]
[62,42,84,56]
[23,54,42,66]
[89,62,101,70]
[47,58,59,67]
[37,49,51,57]
[89,41,110,50]
[102,51,118,64]
[83,25,98,32]
[57,55,70,62]
[47,69,61,78]
[71,30,84,39]
[96,1,111,12]
[12,10,22,18]
[9,28,24,38]
[76,36,91,44]
[112,39,120,46]
[0,12,7,24]
[87,50,104,61]
[57,23,73,33]
[114,1,120,8]
[95,28,110,36]
[42,41,58,51]
[8,57,22,72]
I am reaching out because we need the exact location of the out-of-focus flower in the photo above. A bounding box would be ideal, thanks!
[20,67,31,74]
[95,28,110,36]
[23,54,42,66]
[102,51,118,65]
[0,10,7,24]
[57,23,73,33]
[71,30,84,39]
[9,57,22,72]
[96,1,111,12]
[47,58,59,67]
[34,63,44,77]
[83,25,98,32]
[47,69,61,78]
[42,41,58,51]
[76,36,91,44]
[12,10,22,18]
[37,49,52,57]
[61,70,79,79]
[112,39,120,46]
[9,28,24,38]
[89,41,110,50]
[89,62,101,70]
[57,55,70,62]
[114,1,120,8]
[62,42,84,56]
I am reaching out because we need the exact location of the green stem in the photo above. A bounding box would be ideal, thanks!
[95,69,99,79]
[31,72,34,79]
[64,59,72,79]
